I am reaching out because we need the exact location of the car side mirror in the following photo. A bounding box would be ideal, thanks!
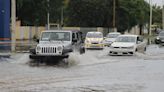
[137,41,141,44]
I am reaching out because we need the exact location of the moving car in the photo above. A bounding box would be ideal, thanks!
[155,31,164,45]
[109,35,147,55]
[103,32,121,46]
[85,32,104,49]
[29,30,85,64]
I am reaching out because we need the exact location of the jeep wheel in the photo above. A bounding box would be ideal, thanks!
[135,49,138,52]
[144,47,146,51]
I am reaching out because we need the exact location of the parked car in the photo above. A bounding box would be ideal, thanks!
[103,32,121,46]
[155,31,164,45]
[109,35,147,55]
[29,30,85,64]
[84,32,104,49]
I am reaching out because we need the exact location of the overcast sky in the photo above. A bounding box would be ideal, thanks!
[145,0,163,6]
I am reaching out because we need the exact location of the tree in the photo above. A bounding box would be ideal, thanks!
[16,0,64,26]
[66,0,150,33]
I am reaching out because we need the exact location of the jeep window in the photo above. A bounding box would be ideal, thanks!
[41,32,51,41]
[72,33,76,39]
[41,32,70,41]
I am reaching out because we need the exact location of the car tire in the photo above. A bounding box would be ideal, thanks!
[144,47,146,51]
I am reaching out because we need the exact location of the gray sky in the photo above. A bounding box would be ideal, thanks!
[146,0,163,6]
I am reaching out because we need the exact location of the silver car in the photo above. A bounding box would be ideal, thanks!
[103,32,121,46]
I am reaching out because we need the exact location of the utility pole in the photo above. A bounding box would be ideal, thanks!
[113,0,117,32]
[47,0,50,30]
[61,7,64,29]
[11,0,16,52]
[162,1,164,30]
[149,0,152,36]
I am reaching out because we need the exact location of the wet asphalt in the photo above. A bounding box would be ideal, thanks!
[0,44,164,92]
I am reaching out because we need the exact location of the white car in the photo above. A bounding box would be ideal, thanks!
[85,32,104,49]
[109,35,147,55]
[104,32,121,46]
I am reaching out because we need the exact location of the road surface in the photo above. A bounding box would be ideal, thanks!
[0,44,164,92]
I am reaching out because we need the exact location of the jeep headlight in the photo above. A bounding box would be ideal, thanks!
[57,46,63,51]
[36,46,41,51]
[156,37,160,40]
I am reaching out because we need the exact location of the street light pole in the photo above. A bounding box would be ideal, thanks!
[47,0,50,30]
[11,0,16,52]
[149,0,152,36]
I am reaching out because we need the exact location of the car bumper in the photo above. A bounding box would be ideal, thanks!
[109,48,135,55]
[85,43,104,49]
[29,54,69,60]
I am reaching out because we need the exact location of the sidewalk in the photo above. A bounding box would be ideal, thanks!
[0,52,11,58]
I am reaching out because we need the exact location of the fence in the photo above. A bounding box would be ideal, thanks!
[0,26,114,52]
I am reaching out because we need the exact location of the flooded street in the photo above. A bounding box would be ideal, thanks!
[0,44,164,92]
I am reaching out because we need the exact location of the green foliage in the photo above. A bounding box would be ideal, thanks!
[16,0,161,32]
[152,5,162,27]
[17,0,64,26]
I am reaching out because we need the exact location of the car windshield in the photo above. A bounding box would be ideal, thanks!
[159,32,164,36]
[86,33,103,38]
[116,36,136,43]
[106,34,120,38]
[41,32,70,41]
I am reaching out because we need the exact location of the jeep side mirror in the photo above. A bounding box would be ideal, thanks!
[36,39,39,43]
[72,39,77,42]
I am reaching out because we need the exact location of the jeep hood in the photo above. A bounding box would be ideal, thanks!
[38,41,71,47]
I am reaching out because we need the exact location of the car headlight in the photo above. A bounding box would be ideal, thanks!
[127,46,134,49]
[57,46,63,51]
[100,40,103,43]
[85,40,90,43]
[36,46,41,51]
[110,46,114,49]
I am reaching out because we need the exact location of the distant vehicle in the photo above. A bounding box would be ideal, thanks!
[155,31,164,45]
[29,30,85,64]
[84,32,104,49]
[103,32,121,46]
[109,35,147,55]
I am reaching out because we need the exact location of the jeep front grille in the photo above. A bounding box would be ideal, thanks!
[41,47,56,53]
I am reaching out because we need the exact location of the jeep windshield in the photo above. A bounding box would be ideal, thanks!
[41,32,70,41]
